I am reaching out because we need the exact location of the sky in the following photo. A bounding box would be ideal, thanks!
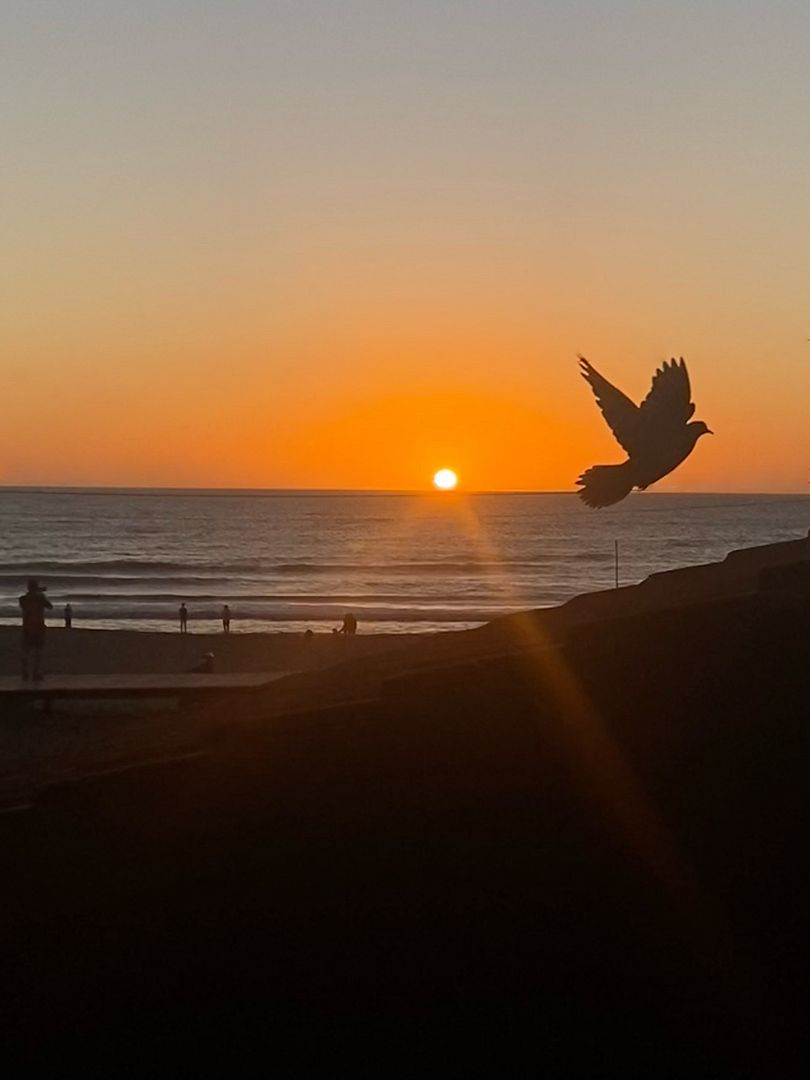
[2,0,809,491]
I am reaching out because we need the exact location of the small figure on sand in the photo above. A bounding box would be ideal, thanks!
[189,651,215,673]
[222,604,231,633]
[333,612,357,636]
[20,578,53,682]
[179,602,189,633]
[64,602,73,629]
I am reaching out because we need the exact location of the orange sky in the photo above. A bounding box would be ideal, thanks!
[3,3,810,492]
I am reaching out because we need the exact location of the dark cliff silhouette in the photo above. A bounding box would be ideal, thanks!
[577,356,712,507]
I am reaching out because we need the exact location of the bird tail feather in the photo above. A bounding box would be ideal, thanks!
[576,463,634,508]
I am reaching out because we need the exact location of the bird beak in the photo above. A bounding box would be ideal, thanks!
[707,428,714,435]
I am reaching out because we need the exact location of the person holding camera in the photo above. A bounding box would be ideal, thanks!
[20,578,53,682]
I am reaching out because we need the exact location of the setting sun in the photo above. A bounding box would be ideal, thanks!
[433,468,458,491]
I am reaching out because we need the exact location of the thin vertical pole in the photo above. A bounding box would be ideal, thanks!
[614,540,619,589]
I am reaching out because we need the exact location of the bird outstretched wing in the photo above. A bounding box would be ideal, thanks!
[578,356,640,455]
[638,358,695,428]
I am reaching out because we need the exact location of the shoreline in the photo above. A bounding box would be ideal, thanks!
[0,618,487,635]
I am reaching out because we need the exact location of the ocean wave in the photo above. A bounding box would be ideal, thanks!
[0,559,263,575]
[0,574,237,589]
[0,558,557,579]
[566,551,615,563]
[271,561,553,574]
[0,554,630,578]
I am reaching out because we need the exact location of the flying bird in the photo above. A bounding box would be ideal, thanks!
[576,356,712,508]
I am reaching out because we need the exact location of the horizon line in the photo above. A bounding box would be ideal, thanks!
[1,485,809,498]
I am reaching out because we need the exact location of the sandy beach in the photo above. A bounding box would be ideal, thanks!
[0,623,418,678]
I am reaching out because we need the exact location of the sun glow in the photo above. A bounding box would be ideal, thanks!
[433,468,458,490]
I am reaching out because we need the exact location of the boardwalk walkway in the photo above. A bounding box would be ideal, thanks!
[0,673,292,806]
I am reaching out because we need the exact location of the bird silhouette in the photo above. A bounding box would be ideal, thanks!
[576,356,712,507]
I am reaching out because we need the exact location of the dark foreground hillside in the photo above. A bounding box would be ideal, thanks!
[4,546,810,1071]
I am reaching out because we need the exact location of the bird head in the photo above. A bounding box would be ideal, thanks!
[688,420,713,440]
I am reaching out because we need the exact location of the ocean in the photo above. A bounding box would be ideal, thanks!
[1,489,808,634]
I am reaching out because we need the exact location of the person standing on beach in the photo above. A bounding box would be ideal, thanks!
[222,604,231,633]
[20,579,52,681]
[179,602,189,633]
[64,603,73,629]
